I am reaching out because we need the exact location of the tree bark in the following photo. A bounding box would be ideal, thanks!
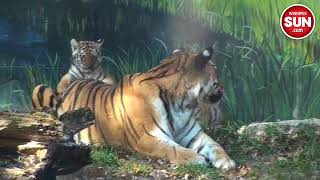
[0,108,95,180]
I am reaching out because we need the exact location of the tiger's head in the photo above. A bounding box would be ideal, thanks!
[70,38,104,73]
[153,47,223,104]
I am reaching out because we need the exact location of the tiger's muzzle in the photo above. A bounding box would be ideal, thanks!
[207,82,224,103]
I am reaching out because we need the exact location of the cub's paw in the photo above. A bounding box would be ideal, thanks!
[212,156,236,170]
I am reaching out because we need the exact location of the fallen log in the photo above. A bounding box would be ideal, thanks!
[0,112,64,150]
[0,108,95,180]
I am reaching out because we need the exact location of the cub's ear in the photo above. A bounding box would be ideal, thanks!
[70,39,79,52]
[96,38,104,48]
[195,47,213,69]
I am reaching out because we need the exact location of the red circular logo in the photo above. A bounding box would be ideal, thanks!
[280,4,315,39]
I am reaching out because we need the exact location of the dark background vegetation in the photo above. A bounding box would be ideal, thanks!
[0,0,319,124]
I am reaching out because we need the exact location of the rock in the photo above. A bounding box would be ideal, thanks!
[238,119,320,141]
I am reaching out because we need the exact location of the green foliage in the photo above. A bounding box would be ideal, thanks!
[206,122,320,178]
[0,55,65,111]
[101,39,168,81]
[91,146,153,175]
[78,123,320,178]
[175,163,221,179]
[203,0,320,122]
[263,125,319,179]
[114,0,320,122]
[107,0,320,123]
[206,124,276,164]
[0,80,30,111]
[2,0,320,122]
[23,54,63,92]
[90,146,121,168]
[119,161,153,175]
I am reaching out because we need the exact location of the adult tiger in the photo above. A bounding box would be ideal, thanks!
[32,38,114,112]
[58,47,235,170]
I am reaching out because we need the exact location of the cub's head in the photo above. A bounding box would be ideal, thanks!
[160,47,223,103]
[70,38,104,72]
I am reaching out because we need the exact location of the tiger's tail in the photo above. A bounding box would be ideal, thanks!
[32,84,60,116]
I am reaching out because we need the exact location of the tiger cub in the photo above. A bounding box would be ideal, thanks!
[57,38,114,93]
[58,47,235,170]
[32,38,114,112]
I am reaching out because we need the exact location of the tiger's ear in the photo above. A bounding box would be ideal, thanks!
[172,48,184,54]
[195,47,213,69]
[201,47,213,59]
[70,39,79,52]
[96,38,104,48]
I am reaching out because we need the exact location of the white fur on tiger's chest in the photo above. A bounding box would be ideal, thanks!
[151,96,202,147]
[171,105,198,130]
[188,83,201,97]
[151,95,200,135]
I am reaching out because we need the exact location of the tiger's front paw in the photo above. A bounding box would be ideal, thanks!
[210,148,236,170]
[212,156,235,170]
[173,150,208,165]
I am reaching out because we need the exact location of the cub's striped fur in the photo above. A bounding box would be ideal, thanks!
[32,38,114,112]
[58,47,235,170]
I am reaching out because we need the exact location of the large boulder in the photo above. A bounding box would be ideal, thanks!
[238,119,320,141]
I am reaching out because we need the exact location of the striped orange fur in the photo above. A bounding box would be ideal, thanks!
[57,48,235,170]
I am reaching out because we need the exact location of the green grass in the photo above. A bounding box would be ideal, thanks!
[90,146,153,175]
[175,163,222,179]
[90,146,120,168]
[114,0,320,123]
[23,53,63,92]
[256,126,320,179]
[205,122,320,179]
[0,54,65,112]
[119,161,153,175]
[89,123,319,178]
[101,39,168,81]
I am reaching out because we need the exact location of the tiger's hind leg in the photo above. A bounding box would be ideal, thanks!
[73,124,105,146]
